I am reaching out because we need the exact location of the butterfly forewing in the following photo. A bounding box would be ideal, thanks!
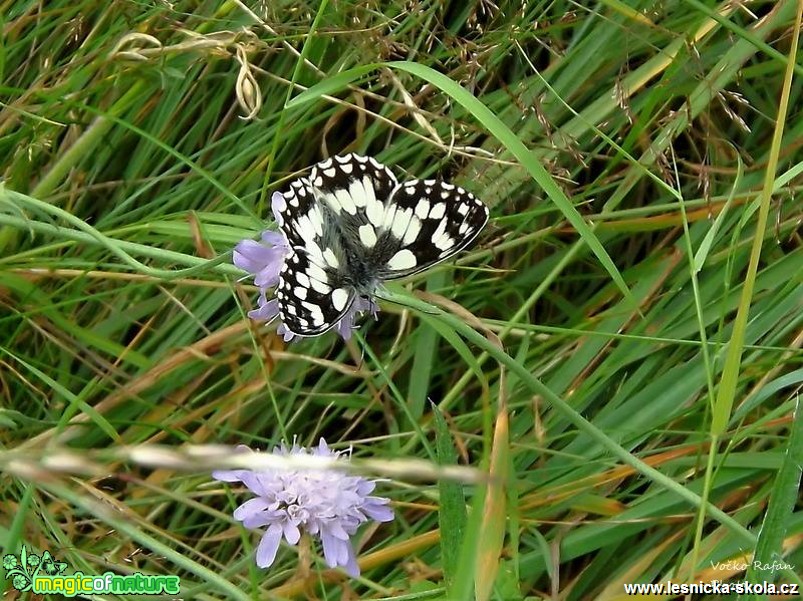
[275,178,319,250]
[375,179,489,280]
[276,153,397,253]
[309,154,398,209]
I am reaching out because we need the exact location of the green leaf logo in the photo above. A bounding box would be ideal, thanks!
[3,547,34,592]
[3,546,66,591]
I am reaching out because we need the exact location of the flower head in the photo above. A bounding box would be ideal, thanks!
[213,439,394,576]
[233,230,289,291]
[26,553,40,568]
[3,554,17,570]
[234,191,380,341]
[12,574,29,591]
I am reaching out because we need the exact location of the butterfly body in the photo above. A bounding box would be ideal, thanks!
[274,154,488,337]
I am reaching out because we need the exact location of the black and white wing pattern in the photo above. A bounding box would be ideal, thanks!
[273,154,398,335]
[272,153,489,337]
[375,178,488,280]
[275,248,352,336]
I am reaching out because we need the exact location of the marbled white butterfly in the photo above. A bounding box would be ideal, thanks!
[274,153,489,336]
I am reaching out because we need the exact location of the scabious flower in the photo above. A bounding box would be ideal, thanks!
[233,228,294,340]
[213,439,394,577]
[233,191,379,341]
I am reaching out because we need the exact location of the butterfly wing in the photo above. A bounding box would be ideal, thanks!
[274,177,318,250]
[294,155,488,281]
[276,154,399,256]
[272,154,488,335]
[275,248,356,336]
[306,154,399,251]
[273,154,397,336]
[374,179,489,280]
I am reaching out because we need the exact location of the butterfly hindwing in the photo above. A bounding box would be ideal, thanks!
[276,248,356,336]
[375,179,489,280]
[309,154,398,204]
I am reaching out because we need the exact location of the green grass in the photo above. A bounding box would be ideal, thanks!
[1,1,802,600]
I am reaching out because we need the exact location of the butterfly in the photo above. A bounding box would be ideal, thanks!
[273,153,489,337]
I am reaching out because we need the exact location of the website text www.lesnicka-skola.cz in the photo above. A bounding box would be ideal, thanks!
[623,580,799,596]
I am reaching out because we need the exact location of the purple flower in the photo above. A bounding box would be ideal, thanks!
[333,296,379,341]
[213,439,394,576]
[234,191,380,341]
[233,230,289,290]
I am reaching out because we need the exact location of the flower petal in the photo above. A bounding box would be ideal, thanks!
[261,230,287,248]
[325,521,350,540]
[361,498,394,522]
[342,544,360,577]
[333,296,380,340]
[252,251,285,288]
[276,323,296,342]
[233,230,290,290]
[271,191,287,225]
[320,531,360,575]
[211,469,249,483]
[241,513,275,529]
[248,297,280,322]
[320,530,349,568]
[233,239,275,275]
[315,438,332,456]
[333,305,360,340]
[233,498,271,523]
[255,524,284,568]
[283,521,301,545]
